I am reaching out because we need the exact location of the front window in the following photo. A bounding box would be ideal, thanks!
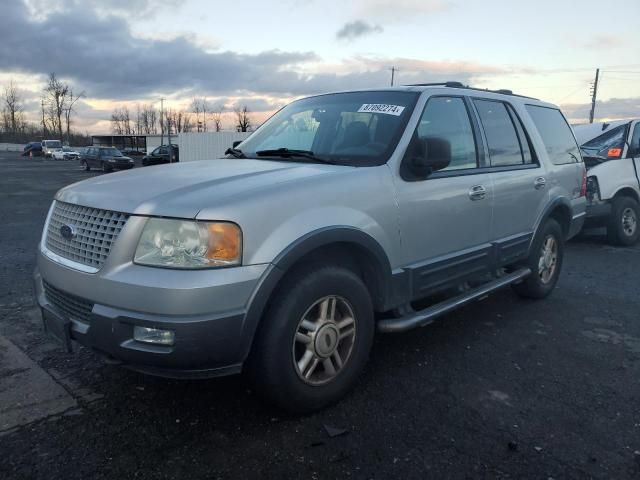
[237,91,420,166]
[99,147,123,157]
[45,140,62,149]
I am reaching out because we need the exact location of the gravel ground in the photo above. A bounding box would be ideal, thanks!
[1,151,639,479]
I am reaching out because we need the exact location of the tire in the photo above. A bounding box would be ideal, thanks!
[247,263,374,413]
[82,160,90,171]
[606,196,639,246]
[512,218,564,299]
[101,162,111,173]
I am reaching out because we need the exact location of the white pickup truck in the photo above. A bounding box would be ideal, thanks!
[574,119,640,245]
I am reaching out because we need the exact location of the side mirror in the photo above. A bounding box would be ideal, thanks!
[232,141,242,148]
[404,136,451,179]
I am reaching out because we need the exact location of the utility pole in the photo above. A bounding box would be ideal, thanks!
[41,97,47,138]
[589,68,600,124]
[160,98,164,145]
[389,67,398,86]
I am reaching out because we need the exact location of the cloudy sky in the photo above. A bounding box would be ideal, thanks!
[1,0,639,133]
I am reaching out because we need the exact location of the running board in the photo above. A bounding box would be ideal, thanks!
[377,268,531,333]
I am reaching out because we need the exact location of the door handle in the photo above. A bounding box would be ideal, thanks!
[468,185,487,201]
[534,177,547,190]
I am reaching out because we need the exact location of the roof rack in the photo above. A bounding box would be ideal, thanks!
[404,82,538,100]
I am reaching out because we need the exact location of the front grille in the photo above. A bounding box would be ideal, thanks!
[45,201,129,270]
[43,281,94,323]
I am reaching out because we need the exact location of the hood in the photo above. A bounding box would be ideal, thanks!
[56,159,346,218]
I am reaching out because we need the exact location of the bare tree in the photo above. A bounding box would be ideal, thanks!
[44,73,69,139]
[3,80,23,134]
[235,106,251,132]
[190,97,209,132]
[135,103,142,135]
[210,105,224,132]
[139,104,158,134]
[63,89,85,143]
[110,108,123,134]
[40,96,48,137]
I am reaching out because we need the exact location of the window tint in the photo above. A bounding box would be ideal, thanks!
[526,105,581,164]
[506,104,534,164]
[474,99,523,166]
[415,97,477,171]
[629,123,640,157]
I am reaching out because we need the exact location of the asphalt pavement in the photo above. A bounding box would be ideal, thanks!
[1,151,639,479]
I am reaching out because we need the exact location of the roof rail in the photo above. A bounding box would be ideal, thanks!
[403,82,538,100]
[405,81,465,88]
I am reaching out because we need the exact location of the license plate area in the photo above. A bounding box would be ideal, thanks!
[42,308,73,353]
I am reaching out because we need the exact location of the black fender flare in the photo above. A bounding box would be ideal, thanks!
[532,197,573,244]
[237,226,393,362]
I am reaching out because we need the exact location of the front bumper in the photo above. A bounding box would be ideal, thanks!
[34,248,268,378]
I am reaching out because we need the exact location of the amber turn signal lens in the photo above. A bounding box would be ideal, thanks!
[607,148,622,158]
[206,223,241,263]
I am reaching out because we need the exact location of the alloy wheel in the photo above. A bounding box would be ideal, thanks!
[292,295,356,386]
[538,235,558,284]
[621,207,637,237]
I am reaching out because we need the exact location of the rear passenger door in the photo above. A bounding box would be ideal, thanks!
[396,96,495,298]
[472,99,546,264]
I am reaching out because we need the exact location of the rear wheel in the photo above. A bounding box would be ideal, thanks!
[248,263,374,413]
[513,218,564,299]
[607,196,639,246]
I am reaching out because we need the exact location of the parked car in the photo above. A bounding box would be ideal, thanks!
[52,146,80,161]
[573,120,640,245]
[80,146,135,172]
[22,141,42,156]
[35,84,586,412]
[142,144,179,166]
[42,139,63,158]
[122,148,145,157]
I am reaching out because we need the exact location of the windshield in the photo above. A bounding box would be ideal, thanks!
[237,91,419,166]
[62,147,73,152]
[44,140,62,148]
[581,124,629,159]
[100,147,123,156]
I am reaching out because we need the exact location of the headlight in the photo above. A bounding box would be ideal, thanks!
[134,218,242,269]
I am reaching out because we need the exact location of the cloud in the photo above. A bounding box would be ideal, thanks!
[580,35,623,50]
[336,21,384,41]
[355,0,452,22]
[561,97,640,123]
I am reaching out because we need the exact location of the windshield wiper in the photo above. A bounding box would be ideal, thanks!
[255,148,337,165]
[225,147,246,159]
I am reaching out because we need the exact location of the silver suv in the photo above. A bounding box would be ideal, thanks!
[35,84,586,412]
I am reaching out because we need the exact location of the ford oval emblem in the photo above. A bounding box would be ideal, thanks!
[60,224,77,240]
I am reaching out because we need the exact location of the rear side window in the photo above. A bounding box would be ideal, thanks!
[415,97,478,171]
[473,99,525,167]
[525,105,581,164]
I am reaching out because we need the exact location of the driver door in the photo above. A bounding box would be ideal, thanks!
[395,96,494,299]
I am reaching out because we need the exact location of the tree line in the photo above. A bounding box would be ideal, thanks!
[110,99,253,136]
[1,73,90,145]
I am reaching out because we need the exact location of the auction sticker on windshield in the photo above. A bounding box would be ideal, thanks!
[358,104,406,116]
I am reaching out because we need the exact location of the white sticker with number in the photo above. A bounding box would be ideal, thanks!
[357,104,406,116]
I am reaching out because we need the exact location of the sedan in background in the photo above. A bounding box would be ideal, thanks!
[142,144,179,166]
[80,146,135,172]
[52,146,80,161]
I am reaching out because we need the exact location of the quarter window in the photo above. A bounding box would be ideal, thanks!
[473,99,524,167]
[525,105,581,164]
[415,97,477,171]
[629,123,640,157]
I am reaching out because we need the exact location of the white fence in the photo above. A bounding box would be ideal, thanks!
[178,132,251,162]
[0,143,23,152]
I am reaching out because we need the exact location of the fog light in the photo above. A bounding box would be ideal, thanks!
[133,326,175,346]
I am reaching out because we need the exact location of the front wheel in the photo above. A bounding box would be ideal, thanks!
[248,264,374,413]
[101,161,111,173]
[82,160,90,171]
[607,196,639,246]
[512,218,564,299]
